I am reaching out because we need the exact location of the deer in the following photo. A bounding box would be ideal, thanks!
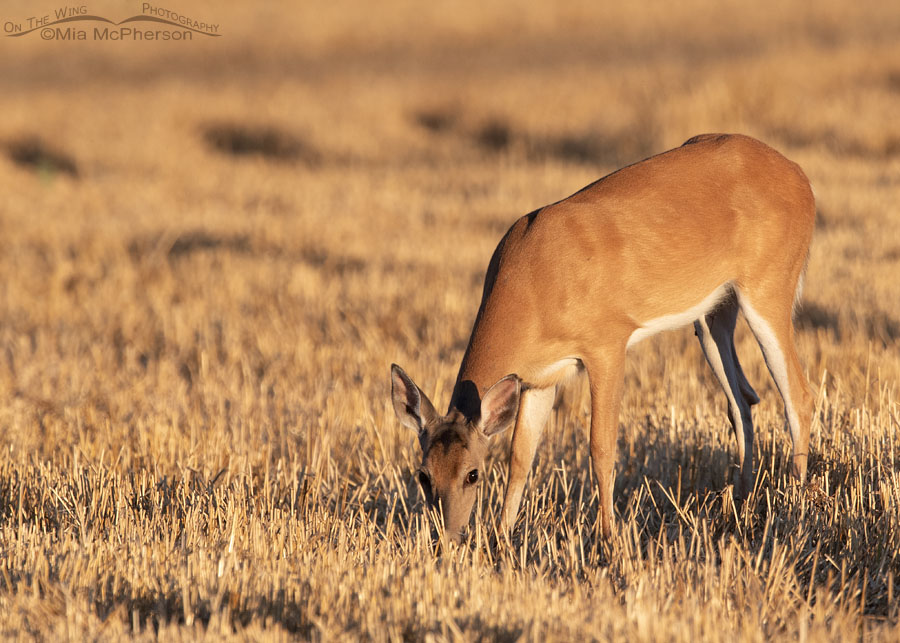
[391,133,815,544]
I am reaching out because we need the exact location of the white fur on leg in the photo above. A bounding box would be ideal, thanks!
[736,292,802,450]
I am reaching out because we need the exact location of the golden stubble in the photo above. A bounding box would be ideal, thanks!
[0,0,899,639]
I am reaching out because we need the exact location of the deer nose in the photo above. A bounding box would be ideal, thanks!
[431,497,454,536]
[440,518,465,546]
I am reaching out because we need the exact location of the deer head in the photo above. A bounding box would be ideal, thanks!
[390,364,520,543]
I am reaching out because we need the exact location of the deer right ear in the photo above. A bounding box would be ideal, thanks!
[477,374,521,437]
[390,364,438,435]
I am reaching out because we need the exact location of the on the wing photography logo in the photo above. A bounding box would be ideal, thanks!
[4,4,220,41]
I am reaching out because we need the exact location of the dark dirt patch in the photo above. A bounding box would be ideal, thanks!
[127,233,253,263]
[885,69,900,92]
[813,208,866,232]
[5,137,79,177]
[168,232,252,259]
[770,127,900,160]
[855,310,900,345]
[298,246,367,276]
[474,118,657,166]
[536,130,658,167]
[795,302,841,337]
[881,247,900,262]
[411,104,658,167]
[796,302,900,345]
[412,108,458,134]
[475,119,513,151]
[201,123,318,164]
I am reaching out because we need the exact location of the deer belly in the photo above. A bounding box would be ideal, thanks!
[626,282,731,348]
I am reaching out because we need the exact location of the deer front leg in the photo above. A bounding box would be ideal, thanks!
[499,386,555,535]
[584,347,626,538]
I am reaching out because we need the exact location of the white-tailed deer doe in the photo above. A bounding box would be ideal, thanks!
[391,134,815,543]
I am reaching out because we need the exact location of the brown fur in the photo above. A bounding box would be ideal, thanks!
[394,134,816,542]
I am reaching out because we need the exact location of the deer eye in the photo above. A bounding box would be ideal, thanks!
[465,469,479,485]
[417,471,433,498]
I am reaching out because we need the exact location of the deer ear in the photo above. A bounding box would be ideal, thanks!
[390,364,438,435]
[477,374,521,437]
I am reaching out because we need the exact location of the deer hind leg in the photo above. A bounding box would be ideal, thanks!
[736,287,814,482]
[694,293,759,498]
[732,337,761,408]
[500,386,555,534]
[583,346,627,539]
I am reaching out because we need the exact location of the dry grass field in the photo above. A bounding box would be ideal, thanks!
[1,0,899,639]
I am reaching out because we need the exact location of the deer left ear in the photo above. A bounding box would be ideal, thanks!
[477,374,521,437]
[390,364,438,435]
